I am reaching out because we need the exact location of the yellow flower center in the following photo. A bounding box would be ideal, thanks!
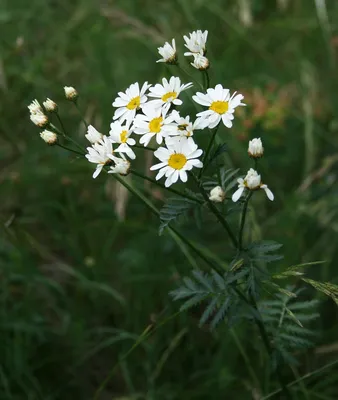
[126,96,141,110]
[120,130,128,143]
[209,100,229,114]
[168,153,187,170]
[161,91,177,102]
[149,117,163,133]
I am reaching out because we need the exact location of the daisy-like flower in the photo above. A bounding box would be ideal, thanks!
[30,111,48,127]
[85,135,115,179]
[191,54,209,71]
[28,99,43,114]
[150,138,203,187]
[108,156,131,176]
[40,129,57,145]
[183,30,208,56]
[248,138,264,158]
[109,120,136,159]
[164,111,203,146]
[193,84,245,129]
[232,168,274,202]
[157,39,177,64]
[147,77,193,113]
[43,98,58,113]
[133,106,176,147]
[64,86,78,101]
[85,125,103,144]
[112,81,151,124]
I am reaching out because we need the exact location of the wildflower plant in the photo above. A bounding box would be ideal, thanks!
[28,30,338,398]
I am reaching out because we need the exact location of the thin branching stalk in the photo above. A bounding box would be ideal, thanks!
[238,191,253,250]
[134,143,156,152]
[175,63,204,90]
[198,124,220,179]
[73,101,88,129]
[51,118,86,153]
[204,70,210,90]
[56,143,84,156]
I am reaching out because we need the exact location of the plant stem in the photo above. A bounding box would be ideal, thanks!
[191,173,238,248]
[56,143,84,156]
[51,117,86,153]
[204,69,210,89]
[130,169,203,204]
[74,102,88,129]
[238,191,253,250]
[198,125,219,179]
[134,143,156,152]
[175,63,204,90]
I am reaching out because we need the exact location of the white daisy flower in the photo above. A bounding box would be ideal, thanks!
[30,111,48,127]
[147,77,193,113]
[109,120,136,160]
[43,98,58,113]
[193,84,245,129]
[64,86,78,101]
[150,138,203,187]
[133,106,176,147]
[232,168,274,202]
[112,81,151,124]
[85,125,103,144]
[191,54,209,71]
[209,186,225,203]
[163,111,204,146]
[85,135,115,179]
[157,39,177,64]
[183,30,208,56]
[108,156,131,176]
[248,138,264,158]
[28,99,43,114]
[40,130,57,145]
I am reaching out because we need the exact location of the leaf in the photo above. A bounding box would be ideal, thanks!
[302,278,338,305]
[204,143,227,169]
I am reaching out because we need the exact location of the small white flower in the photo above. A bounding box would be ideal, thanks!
[43,98,58,112]
[183,30,208,56]
[108,156,131,176]
[193,84,245,129]
[112,81,151,125]
[30,111,48,127]
[150,138,203,187]
[28,99,43,114]
[147,77,193,113]
[133,106,176,147]
[232,168,274,202]
[157,39,177,64]
[64,86,78,101]
[85,125,103,144]
[191,54,209,70]
[109,120,136,160]
[163,111,203,146]
[209,186,225,203]
[40,129,57,145]
[248,138,264,158]
[85,135,115,179]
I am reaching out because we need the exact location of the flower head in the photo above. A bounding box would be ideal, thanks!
[183,30,208,56]
[133,106,176,147]
[209,186,225,203]
[43,98,58,113]
[40,129,57,145]
[147,77,193,114]
[157,39,177,64]
[85,125,103,144]
[150,138,203,187]
[232,168,274,202]
[28,99,43,114]
[85,135,114,178]
[163,111,203,147]
[191,54,209,71]
[109,120,136,159]
[108,156,131,176]
[193,84,245,129]
[30,111,48,127]
[248,138,264,158]
[64,86,78,101]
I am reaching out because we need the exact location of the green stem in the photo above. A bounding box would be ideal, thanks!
[175,63,204,90]
[74,102,88,129]
[203,70,210,90]
[130,170,203,204]
[238,191,253,250]
[191,173,238,248]
[134,143,156,152]
[51,118,86,153]
[56,143,84,156]
[198,124,220,179]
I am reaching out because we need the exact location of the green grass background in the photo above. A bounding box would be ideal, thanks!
[1,0,338,398]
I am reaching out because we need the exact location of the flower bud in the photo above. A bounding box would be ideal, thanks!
[40,129,57,145]
[64,86,78,101]
[108,157,130,176]
[85,125,103,144]
[157,39,177,64]
[191,54,209,71]
[43,98,58,113]
[248,138,264,158]
[28,99,43,114]
[209,186,225,203]
[245,168,261,189]
[30,112,48,127]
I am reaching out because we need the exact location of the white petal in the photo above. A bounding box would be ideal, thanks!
[262,186,274,201]
[232,187,245,202]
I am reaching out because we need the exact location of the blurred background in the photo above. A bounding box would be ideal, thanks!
[1,0,338,399]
